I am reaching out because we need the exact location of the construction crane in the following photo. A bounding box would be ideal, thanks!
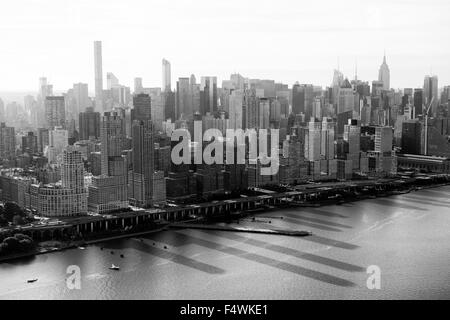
[423,97,434,156]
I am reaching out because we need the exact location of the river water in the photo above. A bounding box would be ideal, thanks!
[1,186,450,299]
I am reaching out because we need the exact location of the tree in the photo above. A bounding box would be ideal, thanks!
[0,215,7,227]
[3,237,19,251]
[3,202,24,222]
[13,215,26,226]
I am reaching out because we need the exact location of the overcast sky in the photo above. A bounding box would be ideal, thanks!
[1,0,449,93]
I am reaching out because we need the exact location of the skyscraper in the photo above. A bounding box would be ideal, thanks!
[413,88,423,118]
[343,119,361,170]
[229,90,244,130]
[47,127,69,163]
[134,77,143,94]
[73,83,89,116]
[107,72,119,89]
[423,75,438,116]
[200,76,217,115]
[306,119,322,161]
[162,58,171,92]
[100,111,127,176]
[94,41,103,111]
[131,93,152,122]
[321,117,335,160]
[259,98,270,129]
[130,120,155,207]
[176,78,191,119]
[0,123,15,160]
[337,79,354,114]
[378,53,390,90]
[88,110,128,213]
[292,82,305,116]
[79,107,100,140]
[375,126,393,153]
[45,96,66,129]
[32,146,87,217]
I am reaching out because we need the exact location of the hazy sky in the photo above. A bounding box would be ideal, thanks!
[1,0,449,93]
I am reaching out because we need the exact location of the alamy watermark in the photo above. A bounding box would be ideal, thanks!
[171,122,280,175]
[66,265,81,290]
[366,265,381,290]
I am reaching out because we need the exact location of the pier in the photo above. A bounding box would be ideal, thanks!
[169,223,312,237]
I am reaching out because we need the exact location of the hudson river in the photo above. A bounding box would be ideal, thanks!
[1,186,450,299]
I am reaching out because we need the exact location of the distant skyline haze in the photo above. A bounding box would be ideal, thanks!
[0,0,449,92]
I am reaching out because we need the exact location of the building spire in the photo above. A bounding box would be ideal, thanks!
[383,50,386,64]
[354,58,358,81]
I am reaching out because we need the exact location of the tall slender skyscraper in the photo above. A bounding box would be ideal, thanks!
[94,41,103,111]
[378,53,390,91]
[162,58,171,92]
[423,75,438,116]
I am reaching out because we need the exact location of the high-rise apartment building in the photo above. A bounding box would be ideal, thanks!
[162,58,171,92]
[107,72,119,90]
[88,111,128,213]
[79,107,100,140]
[45,96,65,129]
[200,76,217,115]
[131,93,152,122]
[94,41,103,111]
[130,120,155,207]
[73,83,89,116]
[134,77,143,94]
[47,127,68,163]
[30,146,87,217]
[176,78,191,119]
[0,123,15,160]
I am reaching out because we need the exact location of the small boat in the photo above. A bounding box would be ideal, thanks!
[109,264,120,271]
[27,278,38,283]
[164,246,168,249]
[78,247,86,250]
[120,254,124,258]
[110,251,114,254]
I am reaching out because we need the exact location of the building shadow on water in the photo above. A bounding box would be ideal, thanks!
[198,230,365,272]
[301,208,349,219]
[400,195,450,207]
[280,217,343,232]
[281,213,353,229]
[371,198,427,211]
[0,254,38,268]
[398,198,450,208]
[101,238,225,275]
[417,189,450,197]
[142,231,356,287]
[300,235,359,250]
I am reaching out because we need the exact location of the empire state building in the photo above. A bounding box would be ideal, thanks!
[378,53,390,90]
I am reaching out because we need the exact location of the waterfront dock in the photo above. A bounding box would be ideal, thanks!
[169,223,312,237]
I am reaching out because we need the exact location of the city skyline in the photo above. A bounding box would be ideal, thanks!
[0,0,449,92]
